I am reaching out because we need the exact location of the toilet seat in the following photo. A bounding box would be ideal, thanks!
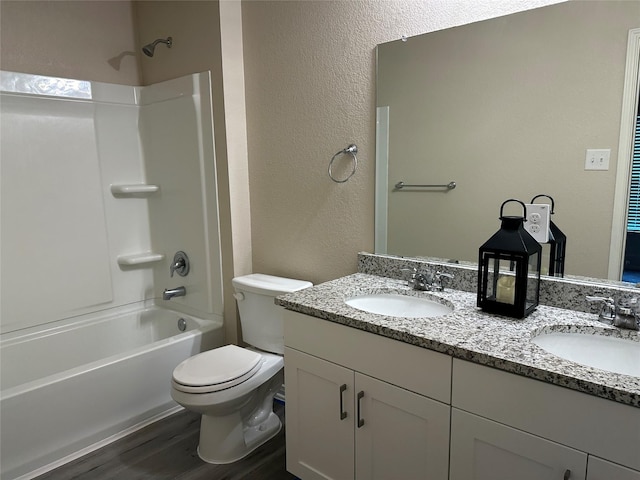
[172,345,263,394]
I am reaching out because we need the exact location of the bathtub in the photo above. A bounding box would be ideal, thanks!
[0,304,224,480]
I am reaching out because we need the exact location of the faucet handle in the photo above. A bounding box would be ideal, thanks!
[585,295,614,305]
[433,271,454,291]
[400,267,418,285]
[614,297,640,330]
[414,271,434,290]
[400,267,417,277]
[170,251,190,277]
[586,295,615,323]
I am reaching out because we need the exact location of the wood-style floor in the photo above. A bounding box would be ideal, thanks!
[35,402,296,480]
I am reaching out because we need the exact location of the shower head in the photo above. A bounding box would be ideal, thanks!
[142,37,172,57]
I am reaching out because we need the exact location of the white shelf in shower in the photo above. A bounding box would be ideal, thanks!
[110,184,159,196]
[117,252,165,267]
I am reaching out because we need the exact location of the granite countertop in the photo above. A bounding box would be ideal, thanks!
[277,273,640,408]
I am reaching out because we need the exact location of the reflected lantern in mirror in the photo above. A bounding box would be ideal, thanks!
[477,200,542,319]
[548,220,567,277]
[531,195,566,278]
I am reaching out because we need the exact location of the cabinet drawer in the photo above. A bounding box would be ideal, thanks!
[452,358,640,470]
[587,456,640,480]
[284,310,452,403]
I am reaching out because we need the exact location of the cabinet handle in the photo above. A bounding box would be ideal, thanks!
[357,391,365,428]
[339,384,347,420]
[563,469,571,480]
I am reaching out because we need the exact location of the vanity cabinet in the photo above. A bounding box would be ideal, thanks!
[283,309,640,480]
[283,310,451,480]
[450,408,587,480]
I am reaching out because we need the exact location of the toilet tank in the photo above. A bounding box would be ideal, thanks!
[232,274,312,354]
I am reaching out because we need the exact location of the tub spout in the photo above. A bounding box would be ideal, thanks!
[163,286,186,300]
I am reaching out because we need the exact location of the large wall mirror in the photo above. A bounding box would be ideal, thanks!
[375,1,640,281]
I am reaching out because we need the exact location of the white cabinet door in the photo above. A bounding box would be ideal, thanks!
[355,373,450,480]
[588,456,640,480]
[450,408,587,480]
[284,347,355,480]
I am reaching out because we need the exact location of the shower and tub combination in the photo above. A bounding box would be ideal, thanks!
[0,70,225,480]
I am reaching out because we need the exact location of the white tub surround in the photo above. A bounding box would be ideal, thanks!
[0,70,224,333]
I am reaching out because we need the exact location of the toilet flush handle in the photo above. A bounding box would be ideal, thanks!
[233,292,245,301]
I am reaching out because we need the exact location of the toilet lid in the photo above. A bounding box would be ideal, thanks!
[172,345,262,393]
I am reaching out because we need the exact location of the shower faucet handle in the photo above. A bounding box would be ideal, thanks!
[170,251,190,277]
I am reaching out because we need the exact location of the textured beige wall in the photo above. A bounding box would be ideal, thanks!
[0,1,140,85]
[241,0,563,285]
[135,1,219,85]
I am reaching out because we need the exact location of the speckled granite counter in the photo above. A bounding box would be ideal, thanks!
[277,273,640,408]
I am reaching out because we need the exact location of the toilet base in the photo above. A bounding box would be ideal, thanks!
[197,410,282,464]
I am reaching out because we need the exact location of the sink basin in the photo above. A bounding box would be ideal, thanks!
[532,331,640,377]
[345,293,453,318]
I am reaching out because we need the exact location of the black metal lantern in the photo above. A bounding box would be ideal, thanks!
[531,195,567,277]
[477,199,542,318]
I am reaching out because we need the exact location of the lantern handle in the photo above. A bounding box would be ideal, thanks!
[500,199,527,220]
[530,194,555,214]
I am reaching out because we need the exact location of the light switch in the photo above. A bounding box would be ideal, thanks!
[585,149,610,170]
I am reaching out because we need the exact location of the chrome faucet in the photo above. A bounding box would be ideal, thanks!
[170,251,190,277]
[586,295,639,330]
[401,268,454,292]
[586,296,616,324]
[613,297,640,330]
[410,270,433,291]
[432,271,454,292]
[163,286,186,300]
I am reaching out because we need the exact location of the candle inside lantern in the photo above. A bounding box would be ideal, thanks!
[496,275,515,304]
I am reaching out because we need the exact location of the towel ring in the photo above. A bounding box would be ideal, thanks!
[328,144,358,183]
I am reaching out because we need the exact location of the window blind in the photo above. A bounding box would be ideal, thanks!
[627,112,640,232]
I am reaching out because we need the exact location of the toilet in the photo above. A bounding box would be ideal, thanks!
[170,273,312,464]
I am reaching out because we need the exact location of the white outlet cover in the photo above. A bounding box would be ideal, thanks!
[524,204,550,243]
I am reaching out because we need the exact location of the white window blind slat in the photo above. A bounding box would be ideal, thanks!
[626,113,640,232]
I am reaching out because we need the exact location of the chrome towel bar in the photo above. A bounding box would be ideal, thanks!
[395,181,456,190]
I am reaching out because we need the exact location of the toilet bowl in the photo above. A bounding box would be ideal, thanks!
[170,274,312,464]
